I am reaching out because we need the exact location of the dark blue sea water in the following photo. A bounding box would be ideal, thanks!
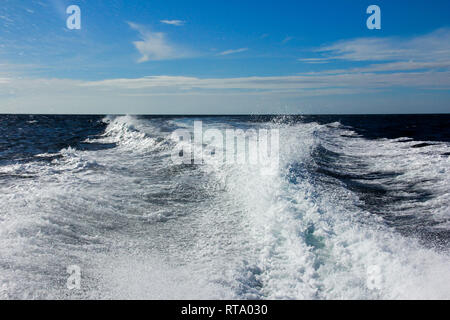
[0,114,449,299]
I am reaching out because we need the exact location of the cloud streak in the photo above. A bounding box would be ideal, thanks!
[298,28,450,77]
[160,20,185,26]
[218,48,248,56]
[2,71,448,114]
[314,28,450,64]
[298,58,330,64]
[79,70,450,93]
[282,36,294,44]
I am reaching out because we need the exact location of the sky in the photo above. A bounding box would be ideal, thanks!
[0,0,449,114]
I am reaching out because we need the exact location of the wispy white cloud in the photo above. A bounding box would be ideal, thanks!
[298,28,450,75]
[1,70,449,114]
[298,58,330,64]
[311,60,450,75]
[218,48,248,56]
[128,22,191,62]
[160,19,185,26]
[316,28,450,63]
[80,71,450,92]
[282,36,293,44]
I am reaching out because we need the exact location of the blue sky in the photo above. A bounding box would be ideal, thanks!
[0,0,449,114]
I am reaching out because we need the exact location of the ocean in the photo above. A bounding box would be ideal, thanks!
[0,114,449,299]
